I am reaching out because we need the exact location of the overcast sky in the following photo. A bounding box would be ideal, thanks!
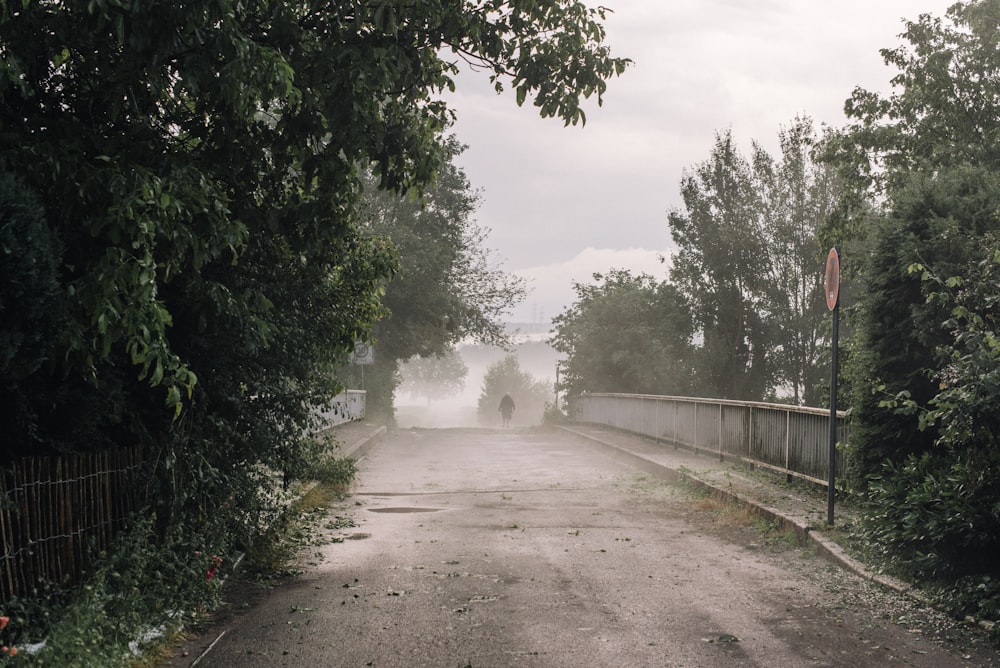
[442,0,956,324]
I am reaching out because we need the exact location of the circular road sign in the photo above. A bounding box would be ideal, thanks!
[825,247,840,311]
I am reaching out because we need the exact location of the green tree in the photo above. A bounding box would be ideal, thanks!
[398,346,469,405]
[823,1,1000,607]
[0,0,629,611]
[846,169,1000,481]
[668,120,843,405]
[0,169,70,456]
[828,0,1000,227]
[550,269,696,399]
[825,1,1000,482]
[862,239,1000,620]
[753,117,842,405]
[347,139,527,422]
[477,354,550,426]
[0,1,624,459]
[667,130,774,400]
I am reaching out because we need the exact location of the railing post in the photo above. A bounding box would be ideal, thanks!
[694,402,699,454]
[718,403,724,462]
[785,410,792,483]
[655,397,662,443]
[672,400,678,448]
[785,411,792,482]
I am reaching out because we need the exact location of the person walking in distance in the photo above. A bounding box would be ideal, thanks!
[498,393,515,427]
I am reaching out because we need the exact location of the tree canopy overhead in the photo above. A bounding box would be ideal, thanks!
[0,0,628,459]
[1,1,632,651]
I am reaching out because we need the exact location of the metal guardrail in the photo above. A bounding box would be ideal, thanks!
[569,393,848,488]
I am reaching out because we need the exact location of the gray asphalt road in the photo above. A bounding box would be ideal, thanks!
[179,427,994,667]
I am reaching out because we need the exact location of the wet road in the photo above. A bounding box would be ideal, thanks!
[184,427,991,667]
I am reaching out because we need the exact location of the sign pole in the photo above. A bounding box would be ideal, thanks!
[825,247,841,526]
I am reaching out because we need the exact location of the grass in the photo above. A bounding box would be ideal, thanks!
[677,482,803,552]
[242,460,356,579]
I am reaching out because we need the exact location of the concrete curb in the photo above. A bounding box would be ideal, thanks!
[339,424,386,462]
[557,424,919,602]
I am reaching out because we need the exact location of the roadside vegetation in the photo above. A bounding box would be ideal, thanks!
[0,441,357,667]
[4,0,1000,662]
[0,1,626,665]
[551,1,1000,634]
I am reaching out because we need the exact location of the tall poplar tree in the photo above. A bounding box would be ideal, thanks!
[667,130,774,400]
[754,117,842,405]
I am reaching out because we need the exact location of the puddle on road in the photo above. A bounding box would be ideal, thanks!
[368,507,443,514]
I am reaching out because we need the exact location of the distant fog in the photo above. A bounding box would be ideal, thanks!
[395,325,559,429]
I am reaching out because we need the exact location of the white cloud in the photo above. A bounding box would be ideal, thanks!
[445,0,956,314]
[509,247,673,323]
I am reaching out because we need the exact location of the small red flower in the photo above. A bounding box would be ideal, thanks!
[0,615,8,629]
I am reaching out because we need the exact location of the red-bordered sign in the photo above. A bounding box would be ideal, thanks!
[825,247,840,311]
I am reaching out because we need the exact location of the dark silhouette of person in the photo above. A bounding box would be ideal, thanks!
[498,393,515,427]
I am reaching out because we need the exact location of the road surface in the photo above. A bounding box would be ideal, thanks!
[175,427,997,667]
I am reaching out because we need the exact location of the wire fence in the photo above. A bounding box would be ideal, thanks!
[0,447,144,603]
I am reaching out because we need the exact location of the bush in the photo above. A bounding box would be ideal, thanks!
[19,516,226,667]
[864,450,1000,580]
[859,239,1000,620]
[312,455,357,490]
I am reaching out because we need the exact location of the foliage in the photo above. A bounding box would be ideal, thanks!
[5,517,225,667]
[0,169,69,457]
[828,0,1000,484]
[550,269,696,398]
[668,121,839,402]
[668,129,773,400]
[398,346,469,404]
[0,0,626,388]
[0,0,626,658]
[861,239,1000,588]
[476,354,551,426]
[311,455,358,492]
[821,0,1000,620]
[846,168,1000,481]
[864,450,1000,581]
[346,140,527,422]
[752,117,843,405]
[831,1,1000,208]
[0,0,625,448]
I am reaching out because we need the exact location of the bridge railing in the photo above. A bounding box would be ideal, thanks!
[568,393,848,488]
[315,389,366,429]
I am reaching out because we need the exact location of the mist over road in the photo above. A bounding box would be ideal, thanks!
[188,427,988,667]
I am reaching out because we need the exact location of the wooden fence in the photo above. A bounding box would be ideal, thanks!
[0,447,144,603]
